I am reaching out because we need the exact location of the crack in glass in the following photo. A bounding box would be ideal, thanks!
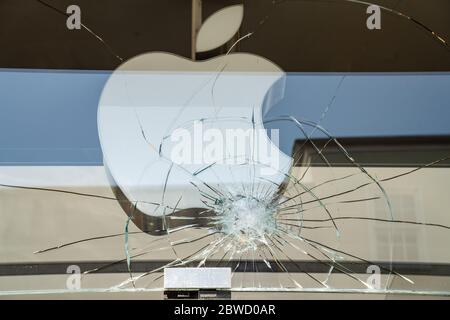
[1,0,449,296]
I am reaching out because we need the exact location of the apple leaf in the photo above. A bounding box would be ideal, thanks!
[196,4,244,53]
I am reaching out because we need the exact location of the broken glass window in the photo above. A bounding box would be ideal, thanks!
[0,0,450,298]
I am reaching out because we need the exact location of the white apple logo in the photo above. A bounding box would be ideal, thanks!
[97,5,292,222]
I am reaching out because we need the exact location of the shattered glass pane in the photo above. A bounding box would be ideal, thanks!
[0,0,450,298]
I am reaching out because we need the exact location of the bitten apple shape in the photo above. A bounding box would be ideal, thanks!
[97,6,292,217]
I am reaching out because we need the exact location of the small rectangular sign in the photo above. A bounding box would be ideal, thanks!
[164,267,231,289]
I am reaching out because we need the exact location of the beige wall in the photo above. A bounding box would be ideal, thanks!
[1,165,449,298]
